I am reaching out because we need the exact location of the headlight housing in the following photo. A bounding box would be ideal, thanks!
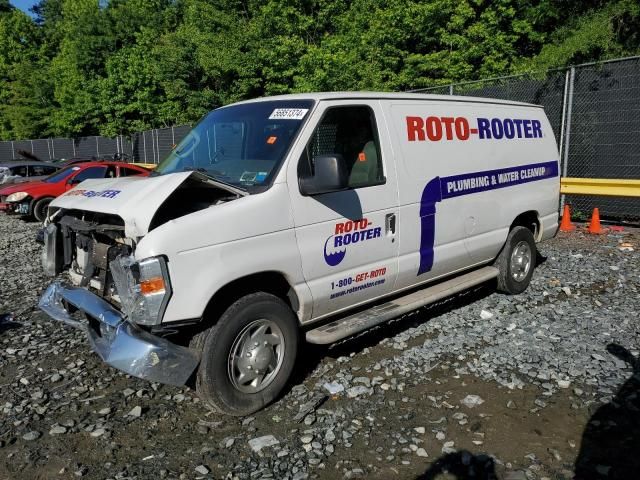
[6,192,28,202]
[110,255,172,326]
[41,223,62,276]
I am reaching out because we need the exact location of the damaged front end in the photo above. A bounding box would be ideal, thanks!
[39,282,198,386]
[39,210,199,385]
[37,172,246,386]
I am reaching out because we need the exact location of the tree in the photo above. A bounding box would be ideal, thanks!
[0,0,638,141]
[518,0,640,71]
[0,5,48,139]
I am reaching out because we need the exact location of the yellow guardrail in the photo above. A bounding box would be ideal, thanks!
[561,177,640,197]
[129,162,157,170]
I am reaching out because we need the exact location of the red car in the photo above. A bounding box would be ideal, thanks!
[0,161,150,222]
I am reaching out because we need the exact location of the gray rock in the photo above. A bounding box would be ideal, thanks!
[442,441,455,454]
[344,468,365,478]
[323,382,345,395]
[353,377,371,387]
[195,465,210,475]
[127,406,142,418]
[347,386,371,398]
[460,394,484,408]
[248,435,279,452]
[49,425,67,435]
[241,416,255,426]
[22,431,41,441]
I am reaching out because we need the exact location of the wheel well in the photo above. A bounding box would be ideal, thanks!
[510,211,540,240]
[31,196,54,218]
[31,196,52,207]
[199,272,298,330]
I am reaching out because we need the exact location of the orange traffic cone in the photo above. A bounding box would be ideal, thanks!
[559,204,576,232]
[587,208,607,234]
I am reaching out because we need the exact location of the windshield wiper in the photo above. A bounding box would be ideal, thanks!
[184,168,248,192]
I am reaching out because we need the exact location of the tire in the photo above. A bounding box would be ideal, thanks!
[495,226,536,294]
[33,197,53,223]
[191,292,299,416]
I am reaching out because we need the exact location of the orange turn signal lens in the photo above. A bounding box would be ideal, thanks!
[140,277,165,295]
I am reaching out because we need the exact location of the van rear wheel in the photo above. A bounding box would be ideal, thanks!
[192,292,299,416]
[495,226,536,294]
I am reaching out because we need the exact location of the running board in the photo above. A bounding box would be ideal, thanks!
[305,266,499,345]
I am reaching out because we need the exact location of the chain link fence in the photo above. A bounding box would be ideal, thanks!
[412,55,640,220]
[0,126,192,166]
[2,55,639,219]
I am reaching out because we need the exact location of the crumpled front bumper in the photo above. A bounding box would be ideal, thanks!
[38,282,200,386]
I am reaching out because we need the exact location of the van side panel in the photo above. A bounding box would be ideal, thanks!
[384,100,559,292]
[135,183,313,323]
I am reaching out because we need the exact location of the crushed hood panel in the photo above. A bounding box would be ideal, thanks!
[50,171,243,238]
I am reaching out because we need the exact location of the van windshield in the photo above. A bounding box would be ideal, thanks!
[155,100,314,191]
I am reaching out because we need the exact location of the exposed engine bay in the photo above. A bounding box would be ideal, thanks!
[44,211,132,302]
[43,177,241,305]
[148,175,240,231]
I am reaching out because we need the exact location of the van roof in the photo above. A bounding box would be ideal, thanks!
[232,91,541,109]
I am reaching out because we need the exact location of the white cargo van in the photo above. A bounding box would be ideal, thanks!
[39,93,559,415]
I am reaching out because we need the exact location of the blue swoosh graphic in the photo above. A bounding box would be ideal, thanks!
[418,160,558,275]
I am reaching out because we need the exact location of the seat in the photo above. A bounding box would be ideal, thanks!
[348,141,379,187]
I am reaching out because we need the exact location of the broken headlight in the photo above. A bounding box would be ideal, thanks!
[41,223,62,276]
[110,255,172,326]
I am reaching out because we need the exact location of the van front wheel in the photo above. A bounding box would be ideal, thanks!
[192,292,299,416]
[495,226,536,294]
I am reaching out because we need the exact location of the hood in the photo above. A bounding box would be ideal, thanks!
[0,180,47,196]
[49,171,246,238]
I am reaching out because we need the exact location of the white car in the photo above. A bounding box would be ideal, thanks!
[39,92,560,415]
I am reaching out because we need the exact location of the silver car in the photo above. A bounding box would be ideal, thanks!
[0,161,60,185]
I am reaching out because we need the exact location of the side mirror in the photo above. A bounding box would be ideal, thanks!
[299,154,348,196]
[67,177,82,185]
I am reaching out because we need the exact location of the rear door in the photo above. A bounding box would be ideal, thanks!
[287,100,400,320]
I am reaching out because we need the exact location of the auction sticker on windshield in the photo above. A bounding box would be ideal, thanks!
[269,108,309,120]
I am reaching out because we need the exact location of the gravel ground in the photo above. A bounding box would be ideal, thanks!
[1,213,639,480]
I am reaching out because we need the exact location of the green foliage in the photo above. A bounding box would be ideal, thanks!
[517,0,640,72]
[0,0,638,140]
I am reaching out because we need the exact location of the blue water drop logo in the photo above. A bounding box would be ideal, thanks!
[323,236,346,266]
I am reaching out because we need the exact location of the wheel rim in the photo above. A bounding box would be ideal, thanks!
[36,200,51,221]
[510,241,532,282]
[228,319,285,393]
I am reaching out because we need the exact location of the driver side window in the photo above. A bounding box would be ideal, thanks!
[72,166,107,182]
[299,106,385,189]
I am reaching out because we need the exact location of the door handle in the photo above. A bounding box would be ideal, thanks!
[385,213,396,235]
